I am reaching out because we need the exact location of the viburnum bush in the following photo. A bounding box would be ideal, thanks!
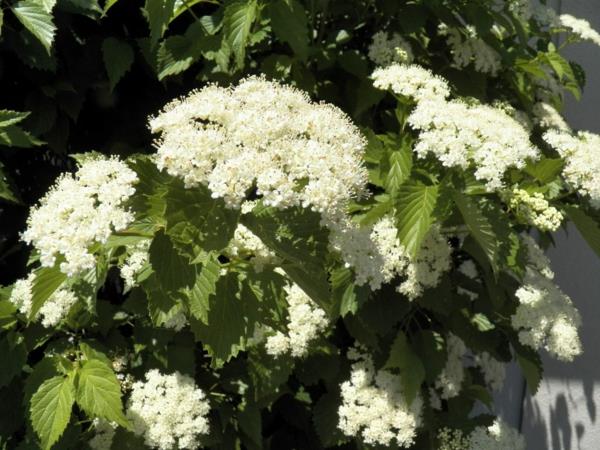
[3,0,600,449]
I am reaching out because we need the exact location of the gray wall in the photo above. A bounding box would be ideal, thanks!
[518,2,600,449]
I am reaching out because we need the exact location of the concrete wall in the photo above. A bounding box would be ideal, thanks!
[518,2,600,449]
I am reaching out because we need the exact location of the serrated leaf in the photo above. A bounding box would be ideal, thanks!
[30,375,74,450]
[186,253,220,323]
[12,1,56,54]
[471,313,495,331]
[564,205,600,259]
[385,148,412,195]
[102,37,134,91]
[267,0,309,60]
[385,331,425,405]
[0,162,20,203]
[223,0,258,67]
[30,265,67,320]
[241,205,331,312]
[412,330,446,383]
[190,272,247,366]
[524,158,564,184]
[76,359,128,427]
[330,267,369,317]
[395,182,438,257]
[149,231,196,293]
[313,391,349,447]
[144,0,176,48]
[164,181,239,252]
[453,192,501,274]
[0,110,30,127]
[0,125,44,148]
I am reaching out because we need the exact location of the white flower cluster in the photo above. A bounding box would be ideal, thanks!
[371,63,451,102]
[120,239,150,290]
[434,334,467,400]
[509,189,563,232]
[533,102,570,131]
[265,283,328,358]
[328,215,451,298]
[512,238,582,361]
[560,14,600,47]
[368,31,414,66]
[127,370,210,450]
[225,224,280,272]
[439,24,502,76]
[438,419,525,450]
[9,274,77,327]
[88,419,116,450]
[22,157,138,276]
[543,129,600,206]
[469,419,526,450]
[150,77,368,216]
[474,352,506,392]
[338,348,422,447]
[521,234,554,279]
[408,99,539,191]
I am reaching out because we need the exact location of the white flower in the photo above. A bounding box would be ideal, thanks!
[150,77,368,217]
[22,157,138,276]
[120,239,151,290]
[439,24,502,76]
[9,274,77,327]
[434,334,466,399]
[408,99,539,191]
[468,419,526,450]
[560,14,600,47]
[533,102,570,131]
[459,260,478,279]
[327,215,451,298]
[225,223,280,272]
[521,235,554,279]
[512,265,582,362]
[371,63,451,102]
[543,129,600,206]
[265,283,328,358]
[338,348,423,447]
[368,31,413,66]
[127,370,210,450]
[507,0,557,26]
[510,189,563,232]
[474,352,506,392]
[38,288,77,328]
[438,427,470,450]
[89,419,116,450]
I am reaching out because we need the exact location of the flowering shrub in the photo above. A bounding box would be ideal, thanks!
[2,1,600,449]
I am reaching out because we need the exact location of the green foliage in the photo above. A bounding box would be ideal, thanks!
[1,0,599,448]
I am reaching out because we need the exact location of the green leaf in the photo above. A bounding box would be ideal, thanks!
[186,253,220,323]
[0,332,27,387]
[75,359,128,427]
[515,344,543,394]
[385,147,412,195]
[0,162,20,203]
[313,391,349,447]
[149,231,196,293]
[394,182,439,257]
[30,375,75,450]
[144,0,177,48]
[330,267,369,317]
[30,265,67,320]
[0,110,30,127]
[471,313,495,332]
[103,0,120,13]
[453,192,502,274]
[190,272,248,366]
[223,0,258,67]
[524,158,564,184]
[564,206,600,259]
[385,331,425,405]
[0,299,17,329]
[0,125,44,148]
[267,0,309,60]
[102,37,134,91]
[241,205,331,312]
[164,181,239,253]
[412,330,447,383]
[12,1,56,54]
